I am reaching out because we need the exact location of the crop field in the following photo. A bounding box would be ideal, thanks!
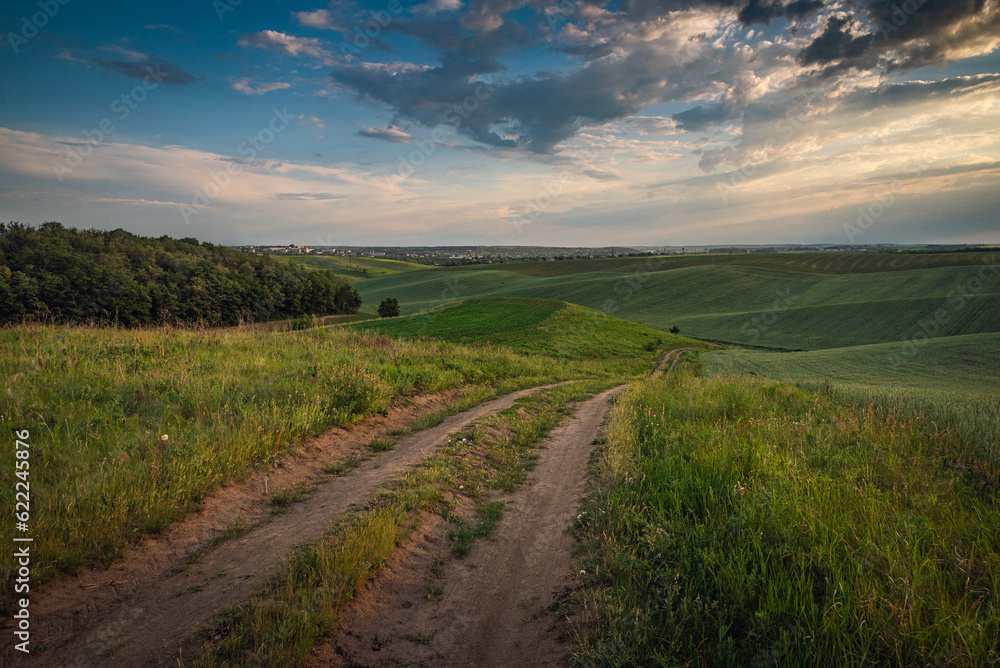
[356,256,1000,349]
[703,332,1000,449]
[574,369,999,667]
[277,254,430,281]
[445,251,999,277]
[354,298,700,370]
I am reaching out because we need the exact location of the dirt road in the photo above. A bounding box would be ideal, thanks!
[316,348,692,667]
[11,386,555,668]
[317,384,627,667]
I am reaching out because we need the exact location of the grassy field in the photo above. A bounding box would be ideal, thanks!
[573,367,999,667]
[451,251,1000,277]
[702,333,1000,451]
[355,255,1000,349]
[277,254,430,282]
[354,298,701,372]
[0,317,664,605]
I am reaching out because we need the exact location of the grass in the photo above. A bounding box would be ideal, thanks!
[703,332,1000,450]
[355,255,1000,349]
[0,322,649,606]
[277,254,430,281]
[355,298,701,374]
[184,381,604,667]
[572,366,999,667]
[449,252,1000,277]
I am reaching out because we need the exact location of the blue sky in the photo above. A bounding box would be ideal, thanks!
[1,0,998,246]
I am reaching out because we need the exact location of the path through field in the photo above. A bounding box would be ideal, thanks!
[9,386,555,667]
[312,348,690,667]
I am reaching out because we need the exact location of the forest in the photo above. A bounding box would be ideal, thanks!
[0,222,360,326]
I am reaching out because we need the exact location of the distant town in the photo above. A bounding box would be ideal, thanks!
[232,243,997,266]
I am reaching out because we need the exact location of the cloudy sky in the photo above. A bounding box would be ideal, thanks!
[1,0,998,246]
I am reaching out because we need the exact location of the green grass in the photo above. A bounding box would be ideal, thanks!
[0,323,645,607]
[573,368,999,667]
[356,298,566,346]
[703,333,1000,449]
[354,298,701,374]
[355,256,1000,350]
[451,252,1000,277]
[277,254,431,281]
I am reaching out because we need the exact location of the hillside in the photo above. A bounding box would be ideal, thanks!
[356,258,1000,349]
[447,251,999,277]
[0,223,361,326]
[354,298,701,375]
[702,332,1000,446]
[278,254,430,281]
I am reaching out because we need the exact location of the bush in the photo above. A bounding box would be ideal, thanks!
[378,298,401,318]
[669,325,680,334]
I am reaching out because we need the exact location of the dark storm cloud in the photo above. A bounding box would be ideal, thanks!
[672,104,729,131]
[799,0,1000,72]
[95,57,197,85]
[320,0,998,154]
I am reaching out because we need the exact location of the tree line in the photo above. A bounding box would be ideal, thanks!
[0,222,361,326]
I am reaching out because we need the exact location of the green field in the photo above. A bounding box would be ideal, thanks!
[277,254,430,281]
[354,254,1000,350]
[702,333,1000,449]
[449,251,1000,277]
[354,298,700,371]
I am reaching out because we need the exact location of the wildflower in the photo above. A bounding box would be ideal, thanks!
[161,434,169,442]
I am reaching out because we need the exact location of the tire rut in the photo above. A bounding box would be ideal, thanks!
[18,385,557,668]
[317,349,690,667]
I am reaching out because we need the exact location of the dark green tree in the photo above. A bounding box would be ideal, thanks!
[333,283,362,314]
[378,297,400,318]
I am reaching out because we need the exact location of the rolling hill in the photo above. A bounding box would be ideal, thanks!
[353,298,701,374]
[354,255,1000,350]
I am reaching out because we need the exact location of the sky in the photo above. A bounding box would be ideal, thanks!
[0,0,998,247]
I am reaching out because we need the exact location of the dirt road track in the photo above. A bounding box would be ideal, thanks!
[655,346,692,375]
[10,386,554,668]
[317,384,629,667]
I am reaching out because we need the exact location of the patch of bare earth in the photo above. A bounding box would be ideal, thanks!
[5,385,552,668]
[310,385,627,668]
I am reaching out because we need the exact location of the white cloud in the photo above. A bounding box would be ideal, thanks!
[237,30,334,65]
[229,77,293,95]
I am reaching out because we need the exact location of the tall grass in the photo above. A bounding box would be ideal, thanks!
[0,324,610,605]
[573,369,999,667]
